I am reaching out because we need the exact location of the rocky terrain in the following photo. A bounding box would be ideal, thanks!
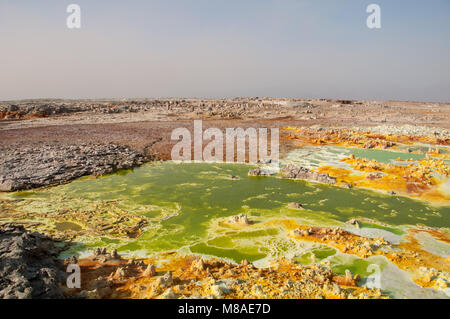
[360,124,450,139]
[59,223,448,299]
[62,248,387,299]
[0,99,446,191]
[0,97,448,299]
[0,98,327,121]
[1,98,449,130]
[280,165,337,184]
[248,165,339,185]
[0,224,66,299]
[0,143,146,191]
[286,125,449,148]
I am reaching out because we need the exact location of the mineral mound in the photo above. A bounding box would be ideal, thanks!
[281,164,336,184]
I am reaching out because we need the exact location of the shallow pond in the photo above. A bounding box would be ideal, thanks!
[9,161,449,264]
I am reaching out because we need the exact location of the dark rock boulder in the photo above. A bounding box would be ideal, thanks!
[0,224,66,299]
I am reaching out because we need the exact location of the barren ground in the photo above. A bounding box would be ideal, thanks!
[1,98,448,160]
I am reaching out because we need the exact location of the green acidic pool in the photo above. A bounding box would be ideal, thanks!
[6,162,450,263]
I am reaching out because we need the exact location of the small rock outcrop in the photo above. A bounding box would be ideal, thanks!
[227,214,251,226]
[142,264,156,277]
[191,258,206,272]
[248,168,272,177]
[347,219,361,229]
[366,172,381,180]
[155,271,173,288]
[280,165,336,185]
[290,228,311,237]
[287,202,305,210]
[110,249,120,260]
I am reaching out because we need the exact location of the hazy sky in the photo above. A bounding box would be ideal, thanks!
[1,0,449,101]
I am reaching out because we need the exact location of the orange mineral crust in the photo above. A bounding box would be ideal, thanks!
[62,221,449,299]
[402,228,450,290]
[63,249,386,299]
[283,219,449,284]
[283,127,450,148]
[314,155,449,204]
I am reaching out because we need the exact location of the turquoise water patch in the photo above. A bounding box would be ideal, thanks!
[282,146,351,169]
[283,146,426,168]
[330,254,387,278]
[359,222,405,236]
[294,245,336,265]
[345,147,425,163]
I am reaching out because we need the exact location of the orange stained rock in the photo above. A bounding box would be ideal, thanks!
[67,251,386,299]
[0,111,47,119]
[314,156,450,204]
[392,228,450,275]
[283,127,450,148]
[282,219,449,284]
[409,228,450,245]
[418,158,450,177]
[63,220,450,298]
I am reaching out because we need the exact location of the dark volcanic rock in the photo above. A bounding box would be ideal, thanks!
[7,105,19,112]
[280,164,336,185]
[0,224,66,299]
[0,142,146,191]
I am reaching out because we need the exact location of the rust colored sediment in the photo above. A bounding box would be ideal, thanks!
[63,251,386,299]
